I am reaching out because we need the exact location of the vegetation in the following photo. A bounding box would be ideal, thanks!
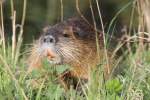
[0,0,150,100]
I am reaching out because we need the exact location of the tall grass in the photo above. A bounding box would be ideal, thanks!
[0,0,150,100]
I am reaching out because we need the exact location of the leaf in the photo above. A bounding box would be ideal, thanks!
[106,78,123,93]
[55,65,70,74]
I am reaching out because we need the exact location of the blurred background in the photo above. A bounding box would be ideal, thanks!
[2,0,136,44]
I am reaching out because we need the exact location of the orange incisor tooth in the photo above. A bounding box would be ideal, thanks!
[47,49,55,59]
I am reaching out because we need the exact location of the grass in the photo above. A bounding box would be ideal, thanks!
[0,0,150,100]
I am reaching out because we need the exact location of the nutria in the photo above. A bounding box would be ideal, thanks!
[27,17,114,89]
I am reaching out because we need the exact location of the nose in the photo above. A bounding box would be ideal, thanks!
[43,35,55,44]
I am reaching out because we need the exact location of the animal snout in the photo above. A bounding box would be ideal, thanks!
[43,35,55,44]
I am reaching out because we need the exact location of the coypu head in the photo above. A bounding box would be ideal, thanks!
[28,17,104,71]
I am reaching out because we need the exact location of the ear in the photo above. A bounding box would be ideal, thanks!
[66,17,93,38]
[73,27,89,38]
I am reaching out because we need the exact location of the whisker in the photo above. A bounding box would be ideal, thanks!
[59,46,81,64]
[56,48,65,58]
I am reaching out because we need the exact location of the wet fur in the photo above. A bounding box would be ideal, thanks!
[27,17,111,80]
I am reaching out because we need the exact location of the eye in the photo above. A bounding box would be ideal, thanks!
[63,33,70,38]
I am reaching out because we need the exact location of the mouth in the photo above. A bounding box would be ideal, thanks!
[46,49,62,64]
